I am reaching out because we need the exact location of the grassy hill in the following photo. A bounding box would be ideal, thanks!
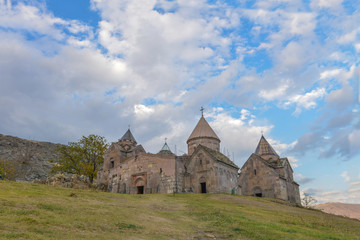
[0,181,359,240]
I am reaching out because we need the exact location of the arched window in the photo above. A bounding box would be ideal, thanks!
[110,158,114,168]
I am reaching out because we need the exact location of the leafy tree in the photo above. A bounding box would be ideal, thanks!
[52,135,108,183]
[0,159,17,180]
[302,193,317,208]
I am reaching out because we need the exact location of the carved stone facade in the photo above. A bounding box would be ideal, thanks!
[97,114,240,195]
[97,115,300,205]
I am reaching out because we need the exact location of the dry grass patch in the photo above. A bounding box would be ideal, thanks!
[0,181,359,240]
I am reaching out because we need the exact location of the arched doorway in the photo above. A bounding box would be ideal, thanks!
[199,176,207,193]
[253,186,262,197]
[135,177,145,194]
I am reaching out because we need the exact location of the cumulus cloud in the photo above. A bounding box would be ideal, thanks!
[285,88,326,115]
[0,0,360,206]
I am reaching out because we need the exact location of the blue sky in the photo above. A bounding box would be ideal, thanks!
[0,0,359,203]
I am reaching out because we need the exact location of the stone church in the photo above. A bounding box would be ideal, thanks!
[97,113,300,204]
[238,136,301,204]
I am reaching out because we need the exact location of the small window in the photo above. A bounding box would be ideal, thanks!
[160,168,162,174]
[200,159,202,165]
[110,160,114,168]
[254,169,257,175]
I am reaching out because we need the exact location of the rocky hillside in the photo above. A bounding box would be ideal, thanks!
[314,202,360,220]
[0,134,61,182]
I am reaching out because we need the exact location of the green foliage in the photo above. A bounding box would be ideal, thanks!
[51,134,108,183]
[0,159,17,180]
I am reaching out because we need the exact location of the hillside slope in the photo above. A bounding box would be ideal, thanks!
[315,202,360,221]
[0,181,359,240]
[0,134,61,181]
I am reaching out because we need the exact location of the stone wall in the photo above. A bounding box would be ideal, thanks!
[238,154,279,198]
[107,152,177,194]
[217,161,239,194]
[187,137,220,155]
[239,154,301,204]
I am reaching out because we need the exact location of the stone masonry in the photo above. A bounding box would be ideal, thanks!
[98,114,300,205]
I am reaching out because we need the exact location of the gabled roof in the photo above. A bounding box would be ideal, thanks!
[158,142,175,156]
[254,135,279,157]
[187,115,220,143]
[197,145,239,169]
[120,129,137,143]
[241,153,290,171]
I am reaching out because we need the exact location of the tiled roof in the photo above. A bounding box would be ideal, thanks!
[158,142,175,155]
[251,154,289,170]
[187,115,220,142]
[200,145,239,169]
[120,129,137,143]
[254,135,279,157]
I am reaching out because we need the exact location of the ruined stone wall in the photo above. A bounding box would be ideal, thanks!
[107,153,176,194]
[175,156,190,193]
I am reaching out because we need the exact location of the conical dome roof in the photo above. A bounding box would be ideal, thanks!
[187,115,220,143]
[158,142,174,155]
[120,129,137,143]
[255,135,279,157]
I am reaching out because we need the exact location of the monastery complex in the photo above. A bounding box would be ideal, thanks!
[97,113,301,205]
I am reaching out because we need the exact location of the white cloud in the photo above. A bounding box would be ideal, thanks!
[337,28,360,44]
[259,81,289,100]
[206,108,274,165]
[311,0,344,10]
[134,104,155,118]
[320,69,342,80]
[287,156,299,168]
[287,12,316,35]
[355,43,360,53]
[341,171,350,182]
[240,109,251,120]
[0,0,359,205]
[284,88,326,114]
[0,3,92,42]
[349,130,360,154]
[326,84,353,108]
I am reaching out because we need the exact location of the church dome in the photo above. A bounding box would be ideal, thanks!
[187,115,220,143]
[254,135,279,160]
[187,115,220,155]
[120,129,137,144]
[158,142,175,156]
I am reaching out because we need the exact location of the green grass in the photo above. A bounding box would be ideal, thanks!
[0,181,359,239]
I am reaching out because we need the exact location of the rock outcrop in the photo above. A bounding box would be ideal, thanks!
[0,134,61,182]
[34,173,94,189]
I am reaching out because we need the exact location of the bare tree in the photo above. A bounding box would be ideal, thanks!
[302,193,317,208]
